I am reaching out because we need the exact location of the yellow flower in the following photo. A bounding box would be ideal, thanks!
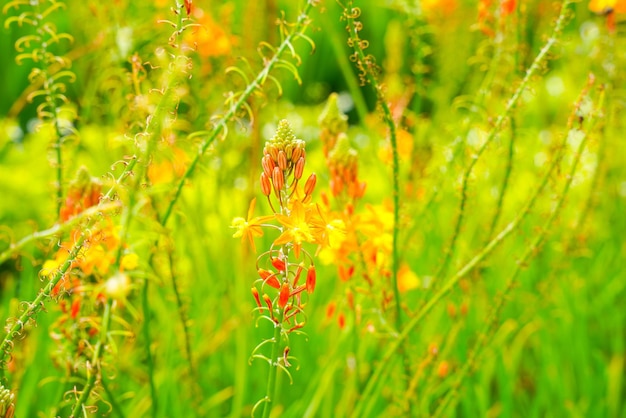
[231,198,273,252]
[121,253,139,271]
[274,200,316,258]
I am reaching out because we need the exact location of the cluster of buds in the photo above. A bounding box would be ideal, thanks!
[260,120,317,210]
[318,94,366,202]
[328,133,366,199]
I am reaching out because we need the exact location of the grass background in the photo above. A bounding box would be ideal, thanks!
[0,0,625,417]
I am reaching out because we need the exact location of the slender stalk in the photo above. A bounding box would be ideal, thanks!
[141,274,158,418]
[261,315,283,418]
[342,2,410,403]
[433,77,603,418]
[168,249,194,373]
[70,300,112,417]
[487,117,516,239]
[435,0,573,280]
[351,73,583,416]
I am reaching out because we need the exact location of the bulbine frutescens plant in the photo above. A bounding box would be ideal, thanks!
[232,120,343,417]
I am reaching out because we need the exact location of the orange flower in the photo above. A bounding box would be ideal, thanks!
[231,198,274,252]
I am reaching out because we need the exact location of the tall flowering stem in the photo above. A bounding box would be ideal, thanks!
[233,120,336,418]
[341,3,403,329]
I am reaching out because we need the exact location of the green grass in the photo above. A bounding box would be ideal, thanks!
[0,0,625,417]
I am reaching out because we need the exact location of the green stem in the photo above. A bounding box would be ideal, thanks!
[70,300,112,417]
[433,77,602,418]
[351,72,582,415]
[261,318,283,418]
[142,274,158,418]
[487,117,516,239]
[435,0,573,280]
[343,3,411,401]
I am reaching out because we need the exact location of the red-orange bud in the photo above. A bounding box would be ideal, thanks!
[294,157,305,180]
[278,150,288,170]
[260,172,271,196]
[304,173,317,196]
[306,265,316,294]
[278,282,290,308]
[272,166,284,193]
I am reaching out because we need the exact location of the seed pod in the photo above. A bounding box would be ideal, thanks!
[278,150,287,170]
[272,166,284,193]
[294,156,305,180]
[304,173,317,196]
[260,172,271,196]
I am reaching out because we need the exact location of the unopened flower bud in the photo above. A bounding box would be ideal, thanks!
[272,166,284,193]
[285,143,294,161]
[291,146,303,162]
[262,154,275,178]
[294,157,305,180]
[278,150,288,170]
[260,172,271,196]
[304,173,317,196]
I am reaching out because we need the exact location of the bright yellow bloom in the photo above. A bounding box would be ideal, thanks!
[274,200,316,258]
[231,198,274,252]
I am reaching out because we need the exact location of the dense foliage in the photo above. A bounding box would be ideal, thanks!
[0,0,624,417]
